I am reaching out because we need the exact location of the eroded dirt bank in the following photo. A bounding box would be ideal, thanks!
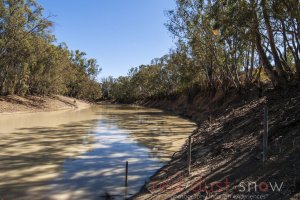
[0,95,90,114]
[133,88,300,200]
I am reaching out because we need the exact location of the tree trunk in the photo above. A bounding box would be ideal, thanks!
[254,27,279,87]
[252,4,280,88]
[249,42,255,82]
[261,0,286,81]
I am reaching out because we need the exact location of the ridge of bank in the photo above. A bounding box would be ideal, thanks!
[0,95,90,115]
[132,88,300,200]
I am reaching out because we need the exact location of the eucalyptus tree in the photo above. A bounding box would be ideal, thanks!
[165,0,300,91]
[0,0,102,100]
[108,0,299,103]
[0,0,52,95]
[210,0,300,88]
[101,76,115,99]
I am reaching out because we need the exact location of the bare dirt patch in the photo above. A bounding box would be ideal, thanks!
[134,89,300,200]
[0,95,90,114]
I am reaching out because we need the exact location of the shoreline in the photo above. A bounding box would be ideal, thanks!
[132,89,300,200]
[0,95,91,115]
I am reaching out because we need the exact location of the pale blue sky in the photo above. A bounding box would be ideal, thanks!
[37,0,176,79]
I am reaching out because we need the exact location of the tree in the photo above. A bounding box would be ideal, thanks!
[0,0,102,101]
[108,0,300,103]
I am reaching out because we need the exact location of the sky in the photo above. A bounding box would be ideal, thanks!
[37,0,176,80]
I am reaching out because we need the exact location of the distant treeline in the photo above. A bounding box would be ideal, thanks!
[102,0,300,102]
[0,0,102,101]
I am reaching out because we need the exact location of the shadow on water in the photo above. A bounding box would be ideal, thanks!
[0,105,196,199]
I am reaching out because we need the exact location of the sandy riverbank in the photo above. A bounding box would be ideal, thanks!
[0,95,90,115]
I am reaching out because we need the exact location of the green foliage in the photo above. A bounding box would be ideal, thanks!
[0,0,102,101]
[108,0,300,102]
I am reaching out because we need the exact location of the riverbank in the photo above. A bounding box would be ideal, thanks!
[0,95,90,115]
[133,88,300,200]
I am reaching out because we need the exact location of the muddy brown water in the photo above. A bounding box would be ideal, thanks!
[0,105,196,199]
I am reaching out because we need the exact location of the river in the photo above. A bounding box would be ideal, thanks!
[0,105,196,199]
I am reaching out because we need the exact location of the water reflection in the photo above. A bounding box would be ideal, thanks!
[0,105,196,199]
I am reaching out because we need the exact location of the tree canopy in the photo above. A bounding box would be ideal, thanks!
[0,0,102,101]
[104,0,300,102]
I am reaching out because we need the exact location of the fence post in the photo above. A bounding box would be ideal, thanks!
[125,161,128,187]
[187,136,192,176]
[124,161,129,198]
[263,106,268,165]
[293,164,296,189]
